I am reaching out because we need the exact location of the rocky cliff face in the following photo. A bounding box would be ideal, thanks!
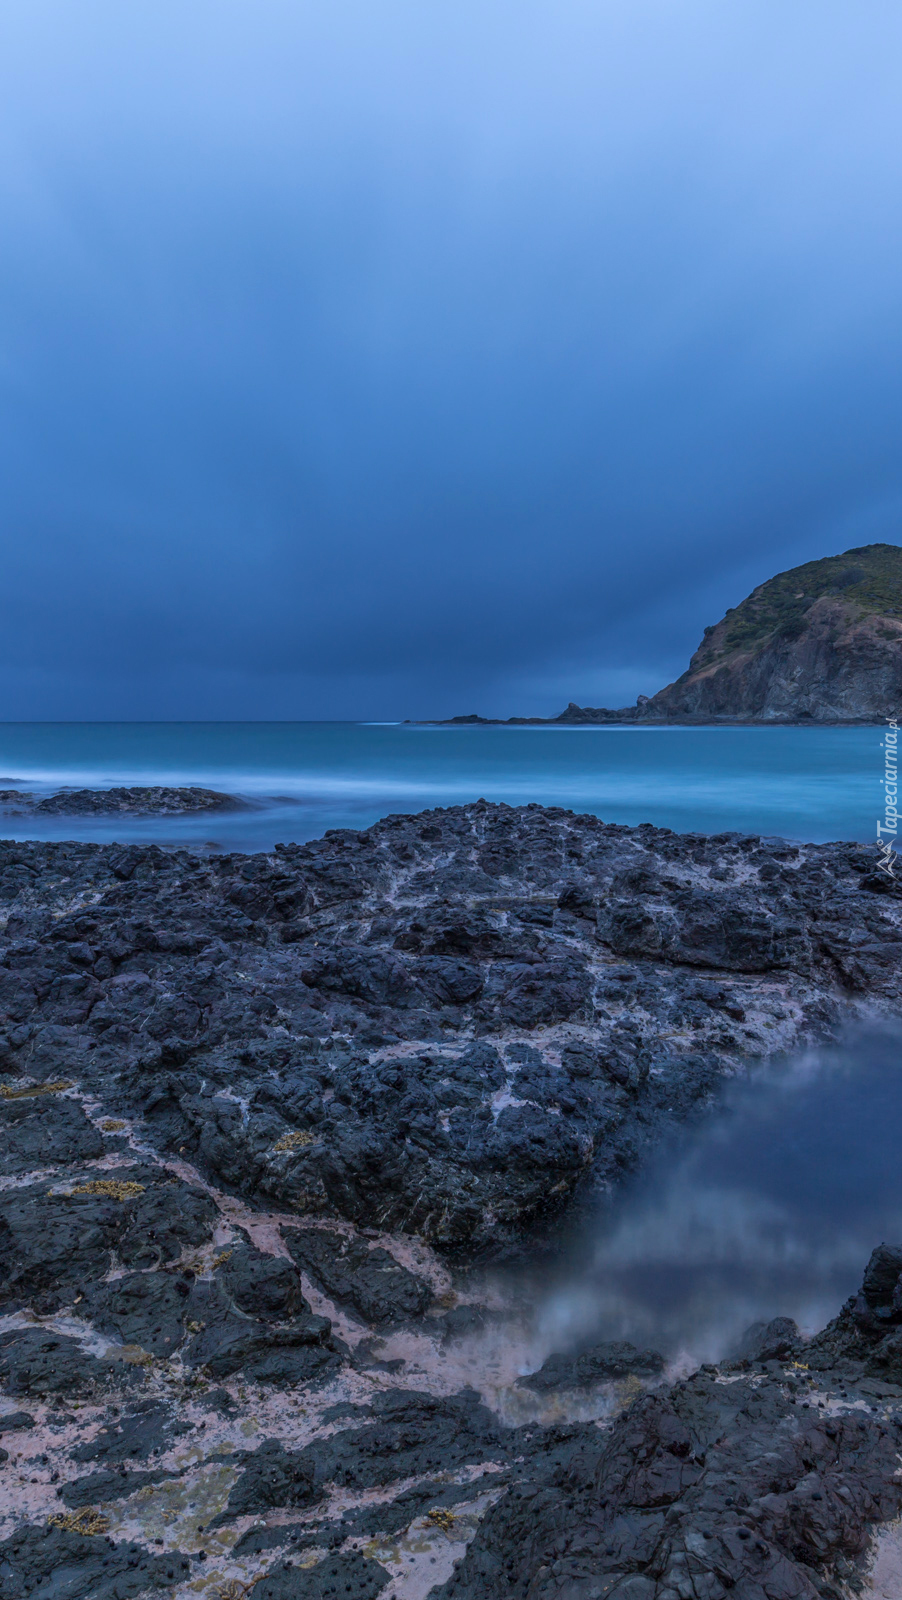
[649,593,902,722]
[552,542,902,724]
[646,542,902,723]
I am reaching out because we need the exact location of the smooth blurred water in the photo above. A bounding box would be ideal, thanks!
[0,721,883,851]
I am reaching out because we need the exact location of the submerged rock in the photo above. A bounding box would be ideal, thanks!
[0,784,244,815]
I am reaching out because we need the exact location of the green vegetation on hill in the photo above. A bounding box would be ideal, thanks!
[704,543,902,663]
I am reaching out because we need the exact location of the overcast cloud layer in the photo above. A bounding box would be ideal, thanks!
[2,1,901,719]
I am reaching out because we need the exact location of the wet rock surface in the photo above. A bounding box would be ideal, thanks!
[285,1227,434,1325]
[0,1329,146,1397]
[1,806,901,1597]
[436,1361,902,1600]
[0,784,244,815]
[0,1523,191,1600]
[0,804,897,1252]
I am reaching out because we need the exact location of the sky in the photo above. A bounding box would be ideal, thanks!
[2,1,902,720]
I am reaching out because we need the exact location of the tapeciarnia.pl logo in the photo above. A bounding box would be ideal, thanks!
[878,717,899,879]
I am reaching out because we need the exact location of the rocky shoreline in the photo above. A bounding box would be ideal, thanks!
[440,543,902,725]
[437,704,890,726]
[2,802,902,1597]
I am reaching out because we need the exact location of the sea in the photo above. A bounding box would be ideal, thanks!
[0,720,884,853]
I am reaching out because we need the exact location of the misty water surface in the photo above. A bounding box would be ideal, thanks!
[528,1029,902,1366]
[0,721,882,849]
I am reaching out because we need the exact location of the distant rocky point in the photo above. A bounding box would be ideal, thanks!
[447,541,902,724]
[0,785,243,816]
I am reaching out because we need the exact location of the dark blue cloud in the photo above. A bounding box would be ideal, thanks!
[1,1,902,717]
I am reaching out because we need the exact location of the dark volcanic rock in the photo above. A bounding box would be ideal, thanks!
[70,1400,192,1463]
[298,1388,507,1490]
[518,1340,665,1391]
[0,808,896,1253]
[0,1330,143,1397]
[254,1551,390,1600]
[0,1411,33,1433]
[285,1227,433,1324]
[30,785,242,815]
[733,1315,802,1366]
[434,1368,902,1599]
[0,1167,218,1314]
[0,1525,190,1600]
[0,1091,104,1175]
[1,813,900,1599]
[214,1436,322,1521]
[218,1240,310,1318]
[59,1463,177,1508]
[808,1242,902,1380]
[83,1270,198,1356]
[196,1319,344,1386]
[438,1303,493,1342]
[330,1473,505,1543]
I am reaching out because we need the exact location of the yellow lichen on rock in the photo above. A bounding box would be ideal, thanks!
[0,1080,73,1100]
[425,1508,456,1532]
[273,1129,315,1152]
[69,1179,146,1201]
[48,1508,110,1536]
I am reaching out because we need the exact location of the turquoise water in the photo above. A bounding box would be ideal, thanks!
[0,721,884,852]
